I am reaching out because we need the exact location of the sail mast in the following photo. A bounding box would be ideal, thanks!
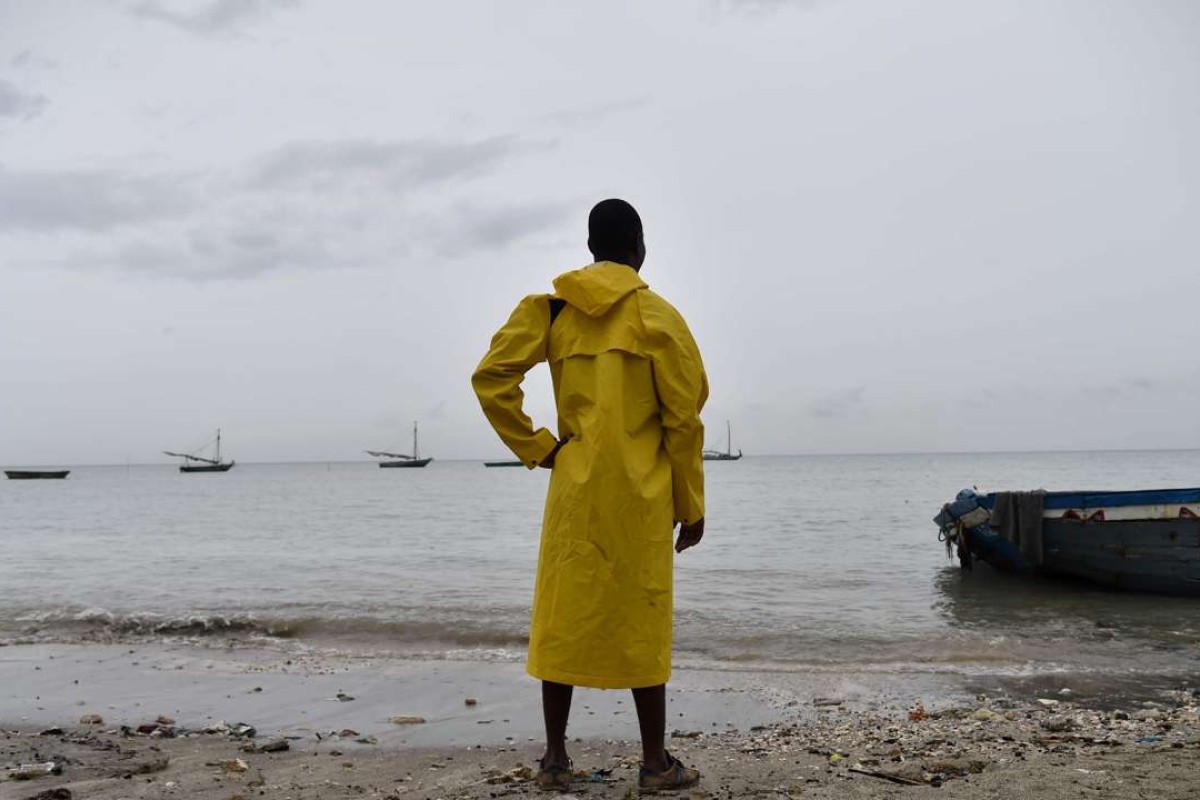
[216,428,221,464]
[726,420,732,456]
[413,422,419,460]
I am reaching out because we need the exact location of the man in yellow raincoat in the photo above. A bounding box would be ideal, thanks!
[473,199,707,792]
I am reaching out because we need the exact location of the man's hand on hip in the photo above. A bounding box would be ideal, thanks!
[675,518,704,553]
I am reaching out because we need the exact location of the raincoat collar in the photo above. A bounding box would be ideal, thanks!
[552,261,648,318]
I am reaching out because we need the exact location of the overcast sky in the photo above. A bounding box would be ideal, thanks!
[1,0,1197,465]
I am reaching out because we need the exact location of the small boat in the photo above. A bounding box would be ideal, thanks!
[702,420,743,462]
[484,460,525,468]
[164,429,235,473]
[935,487,1200,596]
[368,422,432,468]
[5,470,70,480]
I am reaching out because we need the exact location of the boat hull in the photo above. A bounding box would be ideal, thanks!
[943,488,1200,596]
[180,462,234,473]
[963,518,1200,596]
[5,470,70,479]
[702,453,742,462]
[379,458,432,468]
[484,461,524,467]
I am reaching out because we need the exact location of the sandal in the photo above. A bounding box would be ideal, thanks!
[638,750,700,792]
[535,754,574,791]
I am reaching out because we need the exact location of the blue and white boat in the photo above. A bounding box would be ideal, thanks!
[935,488,1200,595]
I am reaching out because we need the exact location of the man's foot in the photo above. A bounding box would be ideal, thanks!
[638,750,700,792]
[535,754,573,791]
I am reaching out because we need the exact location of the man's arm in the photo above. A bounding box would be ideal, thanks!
[471,295,560,469]
[644,295,709,526]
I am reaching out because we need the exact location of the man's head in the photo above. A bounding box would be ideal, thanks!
[588,198,646,270]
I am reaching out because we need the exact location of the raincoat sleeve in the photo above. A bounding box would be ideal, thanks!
[472,294,560,469]
[644,297,709,524]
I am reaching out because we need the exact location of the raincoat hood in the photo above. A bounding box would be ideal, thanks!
[552,261,648,317]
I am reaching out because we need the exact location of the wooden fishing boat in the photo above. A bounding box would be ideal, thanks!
[5,470,70,479]
[702,420,742,462]
[484,460,524,467]
[368,422,432,468]
[164,429,235,473]
[935,487,1200,595]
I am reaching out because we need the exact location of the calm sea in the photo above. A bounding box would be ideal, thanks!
[3,452,1200,684]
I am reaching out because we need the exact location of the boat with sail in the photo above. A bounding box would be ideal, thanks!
[164,429,235,473]
[703,420,743,462]
[367,422,432,468]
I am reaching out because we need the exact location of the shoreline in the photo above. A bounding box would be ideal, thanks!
[2,642,1199,798]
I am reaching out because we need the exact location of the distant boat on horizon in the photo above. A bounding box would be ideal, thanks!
[368,422,432,468]
[5,470,70,480]
[703,420,743,462]
[484,460,524,467]
[164,429,235,473]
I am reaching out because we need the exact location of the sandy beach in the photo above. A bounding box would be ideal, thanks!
[3,642,1199,799]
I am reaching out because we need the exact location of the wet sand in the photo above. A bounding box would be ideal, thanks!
[3,642,1199,798]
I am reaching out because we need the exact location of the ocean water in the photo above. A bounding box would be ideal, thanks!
[3,452,1200,684]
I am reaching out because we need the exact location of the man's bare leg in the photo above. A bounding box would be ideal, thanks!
[632,683,668,771]
[541,680,574,766]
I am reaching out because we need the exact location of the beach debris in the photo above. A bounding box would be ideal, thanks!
[1037,698,1060,707]
[388,715,426,725]
[241,738,290,753]
[6,762,62,781]
[78,713,103,725]
[485,765,534,784]
[671,729,703,739]
[132,721,176,737]
[1041,716,1077,732]
[21,789,72,800]
[155,714,175,725]
[36,728,64,737]
[337,728,359,738]
[813,697,844,707]
[211,758,250,773]
[335,691,355,702]
[907,703,927,722]
[206,721,257,739]
[588,767,616,783]
[355,734,379,745]
[848,765,924,786]
[970,708,998,722]
[465,697,478,706]
[108,755,170,778]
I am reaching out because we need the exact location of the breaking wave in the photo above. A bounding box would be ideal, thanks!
[0,606,529,649]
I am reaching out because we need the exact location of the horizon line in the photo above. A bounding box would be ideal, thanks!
[5,446,1200,469]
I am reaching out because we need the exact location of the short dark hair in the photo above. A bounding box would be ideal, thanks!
[588,198,642,257]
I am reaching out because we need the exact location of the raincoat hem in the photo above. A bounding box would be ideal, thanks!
[527,664,671,690]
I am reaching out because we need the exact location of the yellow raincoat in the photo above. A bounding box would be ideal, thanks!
[472,261,708,689]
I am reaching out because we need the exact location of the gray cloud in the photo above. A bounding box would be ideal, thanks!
[129,0,299,34]
[810,386,867,418]
[0,79,48,120]
[10,50,60,71]
[249,137,531,192]
[1084,376,1161,403]
[3,134,555,279]
[0,168,195,231]
[429,202,571,259]
[87,198,567,280]
[94,223,334,280]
